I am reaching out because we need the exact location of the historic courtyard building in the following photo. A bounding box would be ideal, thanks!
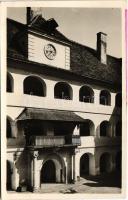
[7,8,122,192]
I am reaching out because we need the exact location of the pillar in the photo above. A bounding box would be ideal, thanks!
[74,150,80,181]
[89,155,97,175]
[95,90,100,105]
[111,154,115,172]
[72,85,80,102]
[12,165,19,190]
[13,75,24,95]
[12,151,21,190]
[72,153,76,182]
[46,80,54,100]
[31,151,40,192]
[94,154,100,175]
[111,93,116,107]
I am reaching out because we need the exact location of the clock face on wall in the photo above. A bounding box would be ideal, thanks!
[44,44,56,60]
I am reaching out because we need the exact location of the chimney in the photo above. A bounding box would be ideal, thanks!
[97,32,107,64]
[27,7,42,25]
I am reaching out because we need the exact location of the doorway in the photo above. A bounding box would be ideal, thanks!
[41,160,56,183]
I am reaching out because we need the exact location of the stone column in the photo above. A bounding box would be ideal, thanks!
[12,151,21,190]
[72,152,76,182]
[65,166,67,184]
[74,150,80,181]
[95,90,100,105]
[111,154,116,172]
[31,151,40,192]
[12,165,19,190]
[46,80,54,100]
[72,85,79,102]
[89,156,97,175]
[111,93,116,107]
[94,154,100,175]
[13,75,24,95]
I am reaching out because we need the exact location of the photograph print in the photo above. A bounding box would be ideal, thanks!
[6,6,122,195]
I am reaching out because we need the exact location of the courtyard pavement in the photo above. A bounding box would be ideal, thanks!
[8,171,121,194]
[40,171,121,194]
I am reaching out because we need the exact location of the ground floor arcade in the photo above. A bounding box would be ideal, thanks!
[7,145,121,192]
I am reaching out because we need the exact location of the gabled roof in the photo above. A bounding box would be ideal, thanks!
[7,18,122,86]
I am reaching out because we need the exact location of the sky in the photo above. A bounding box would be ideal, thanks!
[7,7,122,58]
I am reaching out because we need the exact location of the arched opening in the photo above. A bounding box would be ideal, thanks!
[23,76,46,97]
[7,160,12,190]
[40,154,66,184]
[115,151,121,171]
[79,85,94,103]
[41,160,56,183]
[100,121,111,137]
[115,121,122,136]
[100,153,112,173]
[7,73,14,92]
[115,93,122,107]
[80,120,94,136]
[54,82,73,100]
[7,118,12,138]
[80,153,94,177]
[100,90,111,105]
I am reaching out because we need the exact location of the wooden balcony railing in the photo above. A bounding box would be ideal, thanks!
[27,135,81,147]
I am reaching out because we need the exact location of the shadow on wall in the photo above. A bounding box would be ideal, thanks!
[15,149,31,189]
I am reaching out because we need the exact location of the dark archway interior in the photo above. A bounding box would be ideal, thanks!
[80,154,89,176]
[100,121,109,136]
[7,161,12,190]
[116,152,121,171]
[79,86,94,103]
[80,121,92,136]
[116,122,122,136]
[100,153,111,173]
[24,76,45,97]
[7,118,12,138]
[54,82,72,100]
[41,160,56,183]
[116,93,122,107]
[100,90,110,105]
[7,74,13,92]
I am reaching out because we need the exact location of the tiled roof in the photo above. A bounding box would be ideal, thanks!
[17,108,85,122]
[7,18,122,85]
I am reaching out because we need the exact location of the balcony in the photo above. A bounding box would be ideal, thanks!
[27,135,81,148]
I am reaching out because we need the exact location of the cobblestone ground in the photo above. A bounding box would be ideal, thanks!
[40,172,121,194]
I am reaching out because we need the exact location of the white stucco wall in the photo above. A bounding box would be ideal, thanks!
[28,33,70,70]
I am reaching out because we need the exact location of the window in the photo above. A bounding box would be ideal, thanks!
[7,72,14,92]
[54,82,73,100]
[100,121,111,137]
[100,90,111,105]
[80,120,94,136]
[23,76,46,97]
[79,85,94,103]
